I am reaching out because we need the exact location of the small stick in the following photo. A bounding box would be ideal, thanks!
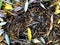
[48,14,53,36]
[46,14,53,36]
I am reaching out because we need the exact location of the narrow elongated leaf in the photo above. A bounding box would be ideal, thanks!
[40,37,45,44]
[5,34,10,45]
[0,22,7,26]
[32,38,40,43]
[24,0,29,12]
[0,29,4,36]
[0,0,2,9]
[43,0,50,2]
[27,27,32,41]
[15,0,20,2]
[14,6,22,12]
[40,3,46,9]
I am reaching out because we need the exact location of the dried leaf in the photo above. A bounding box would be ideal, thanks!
[50,14,53,30]
[47,40,52,44]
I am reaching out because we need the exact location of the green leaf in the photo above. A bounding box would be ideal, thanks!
[0,0,2,9]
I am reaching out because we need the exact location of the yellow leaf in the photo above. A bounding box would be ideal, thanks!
[54,5,60,14]
[54,10,60,14]
[27,27,32,41]
[58,19,60,24]
[4,3,13,10]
